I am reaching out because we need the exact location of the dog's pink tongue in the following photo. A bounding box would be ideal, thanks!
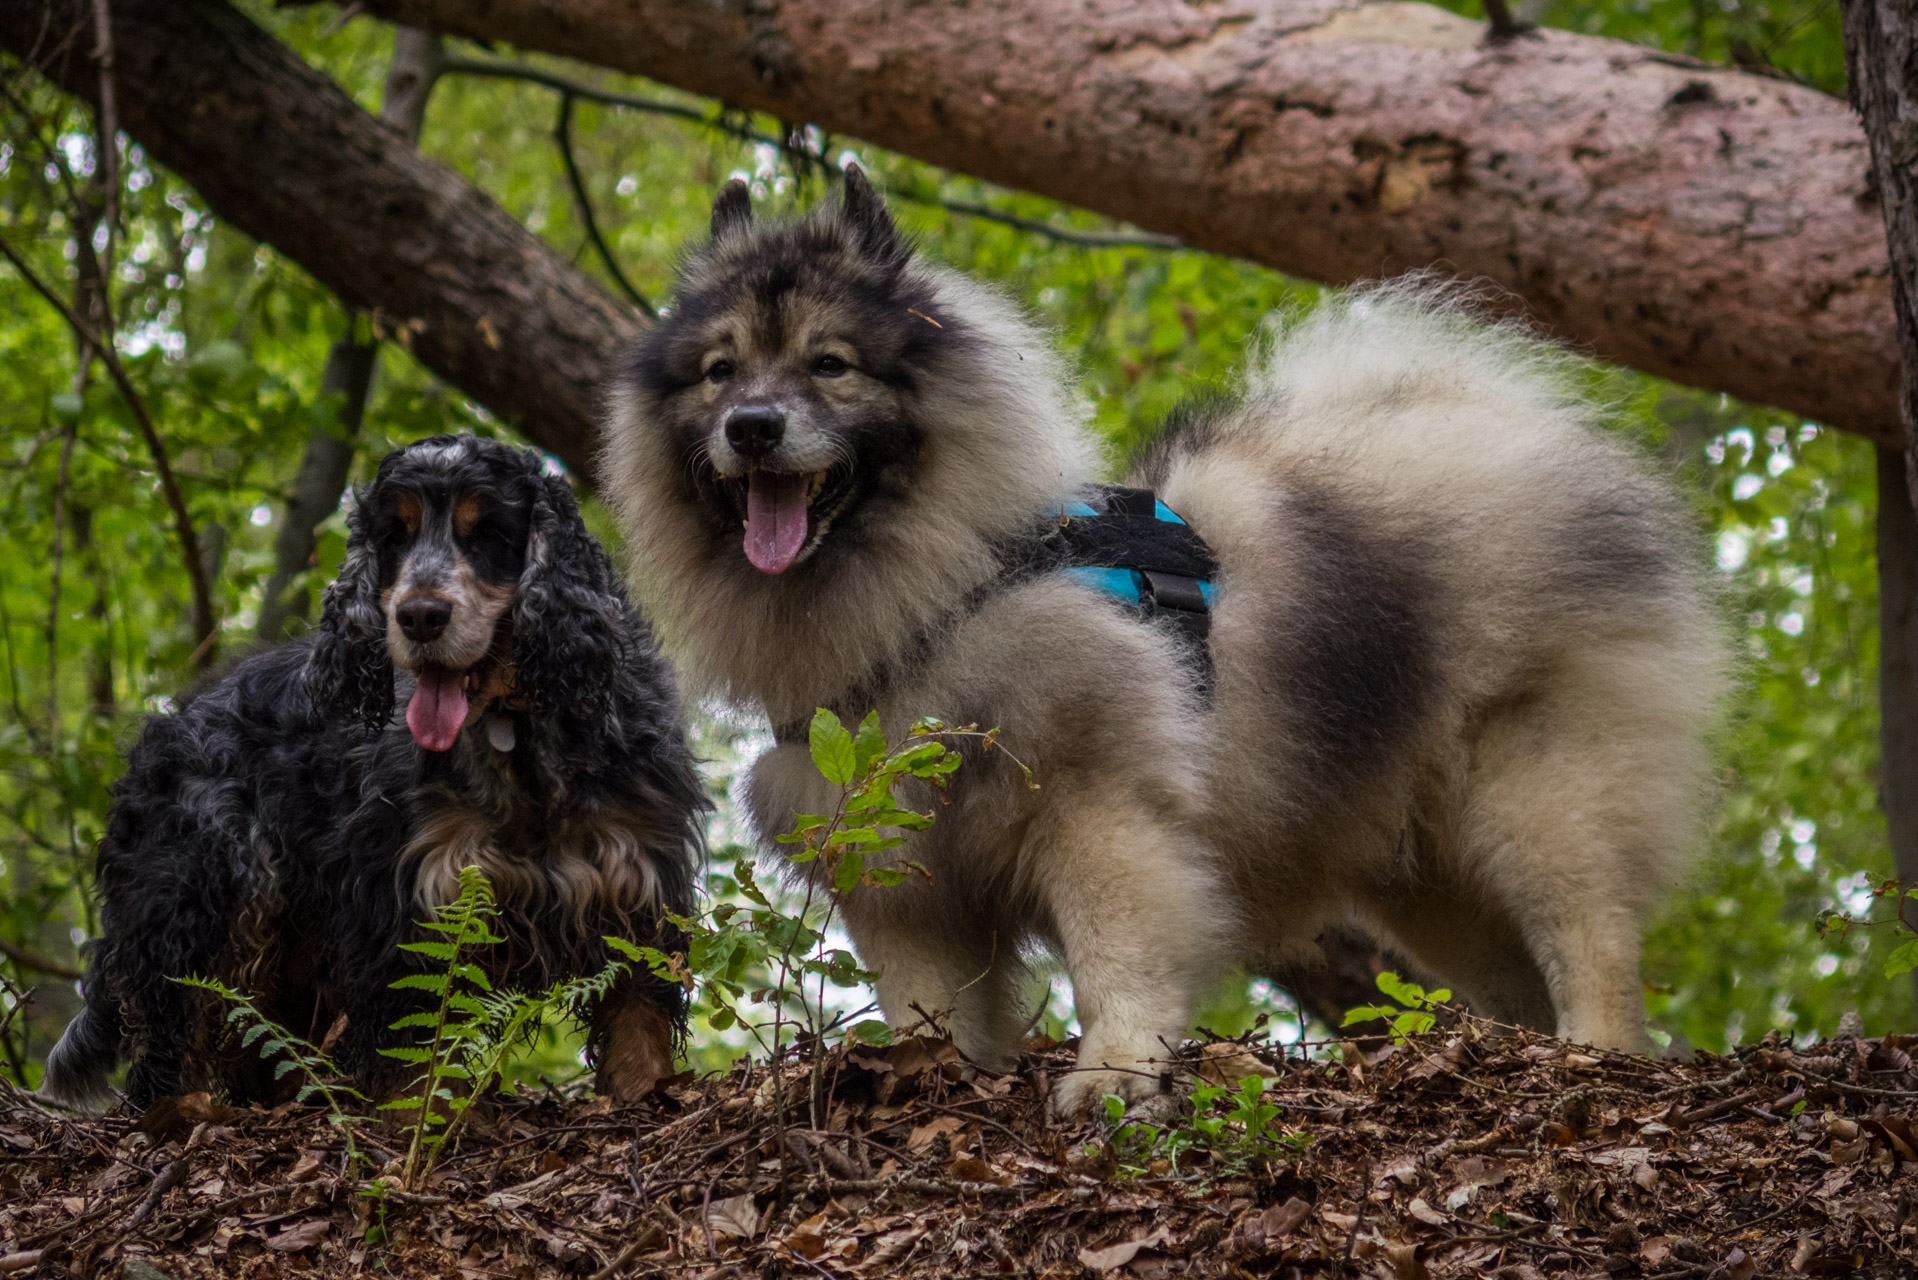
[406,666,469,752]
[744,471,810,574]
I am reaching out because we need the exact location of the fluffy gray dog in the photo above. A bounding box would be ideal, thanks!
[604,170,1727,1115]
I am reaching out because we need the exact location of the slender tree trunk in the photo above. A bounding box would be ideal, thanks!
[1878,446,1918,1015]
[258,28,444,642]
[1845,0,1918,1021]
[256,332,378,641]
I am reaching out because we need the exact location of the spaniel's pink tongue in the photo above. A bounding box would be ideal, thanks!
[744,471,810,574]
[406,666,469,752]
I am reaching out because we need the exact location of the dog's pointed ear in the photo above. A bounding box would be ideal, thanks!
[304,488,395,731]
[838,164,905,265]
[711,179,754,240]
[513,470,632,720]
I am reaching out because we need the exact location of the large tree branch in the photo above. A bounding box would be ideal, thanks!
[0,0,642,485]
[326,0,1901,444]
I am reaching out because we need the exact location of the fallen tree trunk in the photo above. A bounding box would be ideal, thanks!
[0,0,642,484]
[324,0,1902,445]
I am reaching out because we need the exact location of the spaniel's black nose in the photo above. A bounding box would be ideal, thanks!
[725,405,786,459]
[396,595,451,643]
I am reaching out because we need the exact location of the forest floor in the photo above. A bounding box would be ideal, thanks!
[1,1021,1914,1279]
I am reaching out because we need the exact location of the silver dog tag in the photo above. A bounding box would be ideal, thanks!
[486,715,517,753]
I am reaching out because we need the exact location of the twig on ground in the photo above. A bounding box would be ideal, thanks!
[124,1157,188,1231]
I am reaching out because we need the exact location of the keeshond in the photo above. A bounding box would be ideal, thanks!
[603,169,1727,1114]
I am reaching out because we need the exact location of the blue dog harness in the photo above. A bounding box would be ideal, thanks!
[769,484,1218,744]
[1038,485,1219,671]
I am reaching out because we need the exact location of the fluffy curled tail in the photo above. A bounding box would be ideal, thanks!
[41,967,121,1113]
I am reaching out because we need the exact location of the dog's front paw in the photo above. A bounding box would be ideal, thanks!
[1049,1063,1164,1121]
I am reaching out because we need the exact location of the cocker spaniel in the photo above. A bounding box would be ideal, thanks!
[45,434,705,1111]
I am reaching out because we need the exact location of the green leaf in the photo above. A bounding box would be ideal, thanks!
[887,743,947,775]
[853,711,889,773]
[834,848,866,894]
[848,1020,893,1047]
[378,1047,431,1063]
[809,708,856,785]
[389,974,448,994]
[1884,937,1918,979]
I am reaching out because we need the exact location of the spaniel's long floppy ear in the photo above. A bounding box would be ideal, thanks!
[304,491,395,730]
[513,473,632,719]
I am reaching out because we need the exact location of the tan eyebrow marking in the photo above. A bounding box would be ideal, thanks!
[454,495,483,536]
[395,491,422,535]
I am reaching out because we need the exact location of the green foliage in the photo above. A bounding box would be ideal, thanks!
[622,709,1005,1123]
[178,975,369,1171]
[379,866,626,1190]
[1091,1074,1310,1182]
[1343,972,1453,1043]
[0,0,1910,1096]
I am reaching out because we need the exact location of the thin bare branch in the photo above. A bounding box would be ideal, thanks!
[88,0,118,274]
[553,90,653,317]
[0,234,218,669]
[0,935,81,982]
[45,421,77,736]
[436,54,1186,253]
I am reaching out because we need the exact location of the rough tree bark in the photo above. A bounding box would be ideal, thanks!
[1845,0,1918,1016]
[0,0,641,485]
[323,0,1899,444]
[257,29,444,642]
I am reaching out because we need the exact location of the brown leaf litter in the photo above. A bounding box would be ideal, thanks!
[1,1021,1914,1278]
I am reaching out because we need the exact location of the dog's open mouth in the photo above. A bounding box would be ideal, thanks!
[405,663,484,753]
[720,465,855,574]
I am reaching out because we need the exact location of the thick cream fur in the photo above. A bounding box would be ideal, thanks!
[606,276,1727,1113]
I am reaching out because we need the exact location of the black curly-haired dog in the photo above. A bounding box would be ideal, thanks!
[44,434,705,1112]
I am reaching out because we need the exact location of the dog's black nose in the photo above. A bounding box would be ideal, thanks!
[396,596,451,643]
[724,405,786,459]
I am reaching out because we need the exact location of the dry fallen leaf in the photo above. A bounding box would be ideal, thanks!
[284,1151,325,1184]
[1077,1227,1173,1272]
[1256,1197,1311,1241]
[904,1114,964,1154]
[707,1193,762,1241]
[785,1211,830,1260]
[1386,1241,1431,1280]
[264,1218,331,1252]
[857,1225,927,1271]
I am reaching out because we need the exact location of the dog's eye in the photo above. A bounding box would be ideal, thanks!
[812,355,848,378]
[705,359,735,385]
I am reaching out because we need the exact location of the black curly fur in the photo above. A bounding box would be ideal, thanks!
[45,435,707,1111]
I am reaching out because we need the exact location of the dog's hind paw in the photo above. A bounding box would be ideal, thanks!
[1048,1063,1164,1121]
